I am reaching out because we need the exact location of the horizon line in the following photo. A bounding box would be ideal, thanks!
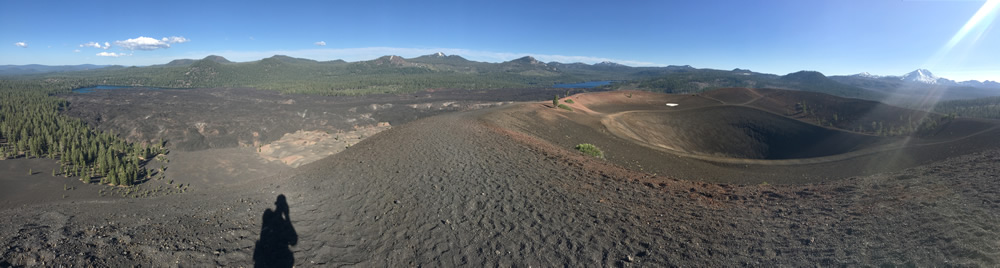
[3,47,998,82]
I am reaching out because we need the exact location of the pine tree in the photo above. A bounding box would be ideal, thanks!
[117,166,127,186]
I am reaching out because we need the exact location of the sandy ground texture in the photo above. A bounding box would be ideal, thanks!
[2,89,999,266]
[257,123,392,168]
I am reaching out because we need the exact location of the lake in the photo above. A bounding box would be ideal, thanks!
[553,81,615,88]
[72,85,167,93]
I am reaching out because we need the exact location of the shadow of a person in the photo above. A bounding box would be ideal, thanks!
[253,194,298,268]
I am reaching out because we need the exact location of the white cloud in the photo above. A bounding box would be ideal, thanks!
[80,42,111,49]
[73,49,81,53]
[14,42,27,48]
[114,36,168,50]
[161,36,189,44]
[314,41,327,46]
[114,36,188,51]
[96,52,127,57]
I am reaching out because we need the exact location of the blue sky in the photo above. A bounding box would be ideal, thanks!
[2,0,998,81]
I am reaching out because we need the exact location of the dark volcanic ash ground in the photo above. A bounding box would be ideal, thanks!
[2,88,999,266]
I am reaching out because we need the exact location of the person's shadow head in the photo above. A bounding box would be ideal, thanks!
[275,195,289,217]
[253,194,298,268]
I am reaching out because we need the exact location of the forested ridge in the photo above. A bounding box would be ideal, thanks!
[4,54,892,100]
[607,69,886,101]
[934,96,1000,119]
[7,54,638,96]
[9,53,1000,109]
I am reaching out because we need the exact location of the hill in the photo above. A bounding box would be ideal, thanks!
[0,64,111,76]
[609,69,884,101]
[11,54,992,104]
[933,96,1000,119]
[10,54,591,95]
[164,55,232,66]
[701,88,945,136]
[491,88,998,183]
[829,72,1000,108]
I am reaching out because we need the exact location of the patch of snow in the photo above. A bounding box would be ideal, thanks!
[854,72,882,78]
[901,69,942,84]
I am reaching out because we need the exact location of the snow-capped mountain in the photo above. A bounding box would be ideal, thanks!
[900,69,952,85]
[853,72,882,78]
[594,61,627,67]
[846,69,1000,89]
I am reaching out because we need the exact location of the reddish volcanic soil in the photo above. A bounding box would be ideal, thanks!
[2,88,1000,266]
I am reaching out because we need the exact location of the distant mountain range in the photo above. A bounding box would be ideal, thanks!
[829,69,1000,107]
[3,53,660,95]
[2,53,998,106]
[0,64,112,76]
[842,69,1000,88]
[3,55,996,88]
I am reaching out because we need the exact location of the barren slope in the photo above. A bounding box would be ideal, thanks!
[3,89,1000,266]
[276,104,1000,266]
[610,106,883,159]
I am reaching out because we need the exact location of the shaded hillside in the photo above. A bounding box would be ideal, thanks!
[163,55,232,66]
[780,71,879,99]
[611,69,885,101]
[829,74,1000,107]
[933,96,1000,119]
[501,89,1000,183]
[613,106,883,159]
[703,88,951,136]
[608,68,769,92]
